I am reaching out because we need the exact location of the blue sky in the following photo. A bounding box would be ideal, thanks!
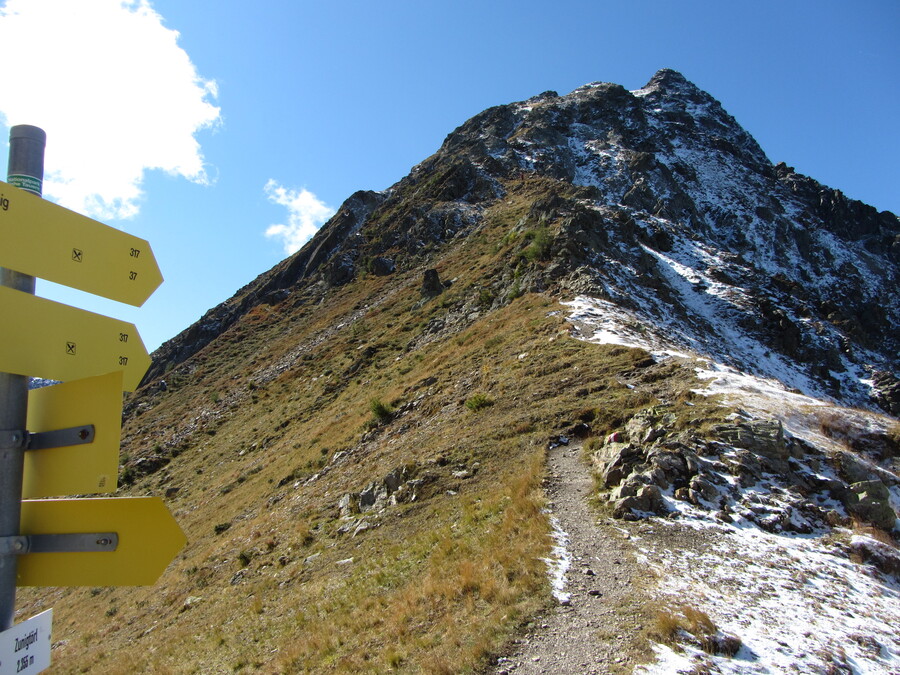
[1,0,898,352]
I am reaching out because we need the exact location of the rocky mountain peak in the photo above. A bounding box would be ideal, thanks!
[59,71,899,674]
[146,71,899,414]
[637,67,712,102]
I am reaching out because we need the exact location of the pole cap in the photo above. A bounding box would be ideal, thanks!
[9,125,46,145]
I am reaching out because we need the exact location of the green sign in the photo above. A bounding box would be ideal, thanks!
[6,174,42,195]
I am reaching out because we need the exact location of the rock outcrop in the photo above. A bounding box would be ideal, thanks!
[593,405,898,535]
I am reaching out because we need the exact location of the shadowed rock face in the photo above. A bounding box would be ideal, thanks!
[144,69,898,412]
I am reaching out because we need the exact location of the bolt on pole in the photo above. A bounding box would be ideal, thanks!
[0,124,45,631]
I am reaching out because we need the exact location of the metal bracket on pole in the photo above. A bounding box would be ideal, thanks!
[0,425,95,451]
[0,532,118,555]
[26,424,95,450]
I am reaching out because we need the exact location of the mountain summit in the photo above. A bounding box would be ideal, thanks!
[153,68,899,412]
[26,71,899,673]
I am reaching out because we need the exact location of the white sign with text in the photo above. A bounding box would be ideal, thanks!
[0,609,52,675]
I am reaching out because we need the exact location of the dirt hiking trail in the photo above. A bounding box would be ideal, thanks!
[491,442,649,674]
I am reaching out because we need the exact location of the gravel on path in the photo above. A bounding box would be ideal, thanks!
[490,442,651,674]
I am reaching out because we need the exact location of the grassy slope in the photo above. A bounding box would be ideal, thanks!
[16,179,688,673]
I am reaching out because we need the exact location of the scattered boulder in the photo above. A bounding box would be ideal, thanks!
[383,466,407,492]
[845,428,899,460]
[713,420,787,467]
[625,407,675,444]
[847,480,897,531]
[833,450,877,485]
[611,477,643,501]
[421,268,445,297]
[327,253,356,286]
[643,466,669,491]
[180,596,203,613]
[871,370,900,416]
[338,493,360,518]
[727,449,763,487]
[688,475,720,506]
[647,447,692,485]
[127,454,170,481]
[593,407,693,518]
[593,442,644,488]
[595,406,897,537]
[358,481,388,510]
[613,484,668,520]
[337,464,423,522]
[370,256,395,276]
[850,536,900,580]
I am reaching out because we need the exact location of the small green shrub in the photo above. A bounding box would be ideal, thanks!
[120,464,136,485]
[465,394,495,412]
[506,281,524,302]
[521,227,552,262]
[369,398,394,424]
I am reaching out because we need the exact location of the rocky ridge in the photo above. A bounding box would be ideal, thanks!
[147,69,898,414]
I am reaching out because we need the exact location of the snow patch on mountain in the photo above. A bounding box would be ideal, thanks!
[564,294,850,403]
[565,296,687,358]
[634,520,900,675]
[564,296,900,675]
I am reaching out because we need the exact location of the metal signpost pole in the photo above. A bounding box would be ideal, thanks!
[0,125,45,631]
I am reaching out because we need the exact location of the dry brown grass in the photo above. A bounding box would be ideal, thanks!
[15,176,671,673]
[649,602,743,659]
[816,409,856,442]
[652,603,717,645]
[851,519,898,548]
[272,449,550,673]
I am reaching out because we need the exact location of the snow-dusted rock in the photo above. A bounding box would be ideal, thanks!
[848,480,896,530]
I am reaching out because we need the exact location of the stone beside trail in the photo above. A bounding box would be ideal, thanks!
[491,442,647,674]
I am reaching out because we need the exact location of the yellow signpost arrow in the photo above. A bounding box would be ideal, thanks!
[23,372,124,499]
[0,286,150,391]
[16,497,186,586]
[0,179,163,306]
[0,126,183,637]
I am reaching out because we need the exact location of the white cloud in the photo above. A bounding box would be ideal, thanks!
[264,179,335,255]
[0,0,220,220]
